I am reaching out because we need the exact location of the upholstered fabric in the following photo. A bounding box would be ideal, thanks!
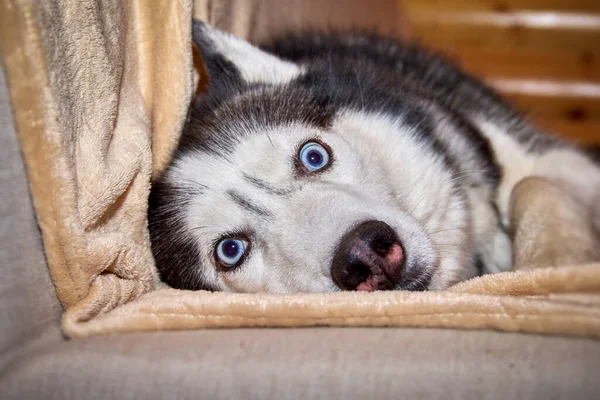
[2,328,599,399]
[0,63,63,369]
[0,0,599,340]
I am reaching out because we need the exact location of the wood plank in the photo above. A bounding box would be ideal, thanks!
[442,49,600,82]
[534,119,600,145]
[408,14,600,55]
[399,1,600,145]
[501,91,600,122]
[402,0,600,13]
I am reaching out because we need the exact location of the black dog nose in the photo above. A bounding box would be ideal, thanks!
[331,220,404,291]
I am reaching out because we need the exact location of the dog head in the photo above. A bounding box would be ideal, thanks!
[148,22,475,293]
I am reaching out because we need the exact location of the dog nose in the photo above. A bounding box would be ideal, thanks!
[331,220,404,291]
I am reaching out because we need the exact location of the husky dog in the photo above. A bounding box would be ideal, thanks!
[148,21,600,293]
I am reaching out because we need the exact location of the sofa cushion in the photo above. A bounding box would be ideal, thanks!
[1,327,599,399]
[0,64,63,365]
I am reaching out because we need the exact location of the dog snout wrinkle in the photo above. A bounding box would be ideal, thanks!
[331,220,404,291]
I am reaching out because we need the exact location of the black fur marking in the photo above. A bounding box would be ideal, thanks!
[192,20,245,99]
[242,173,292,197]
[440,106,503,189]
[148,178,216,291]
[261,31,559,153]
[227,190,273,218]
[176,85,336,162]
[491,201,510,235]
[474,253,486,276]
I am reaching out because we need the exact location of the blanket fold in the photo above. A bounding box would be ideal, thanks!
[1,0,599,339]
[62,265,600,338]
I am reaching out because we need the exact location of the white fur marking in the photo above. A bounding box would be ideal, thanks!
[205,27,302,84]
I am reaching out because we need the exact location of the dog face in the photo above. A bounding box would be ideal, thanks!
[148,22,476,293]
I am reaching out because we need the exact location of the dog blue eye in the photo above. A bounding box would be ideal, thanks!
[215,238,247,267]
[299,142,330,172]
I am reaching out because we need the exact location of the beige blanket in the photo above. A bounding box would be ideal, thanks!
[1,0,599,339]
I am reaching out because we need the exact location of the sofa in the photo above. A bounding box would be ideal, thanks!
[2,0,600,397]
[1,60,600,399]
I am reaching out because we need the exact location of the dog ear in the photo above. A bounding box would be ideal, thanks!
[192,20,301,94]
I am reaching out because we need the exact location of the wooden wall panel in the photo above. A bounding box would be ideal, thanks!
[401,0,600,145]
[404,0,600,13]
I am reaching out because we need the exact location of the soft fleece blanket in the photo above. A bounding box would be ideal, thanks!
[1,0,599,339]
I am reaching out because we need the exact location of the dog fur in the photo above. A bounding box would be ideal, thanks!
[148,21,600,293]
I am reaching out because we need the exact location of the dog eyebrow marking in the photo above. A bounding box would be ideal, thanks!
[242,174,292,197]
[227,189,273,217]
